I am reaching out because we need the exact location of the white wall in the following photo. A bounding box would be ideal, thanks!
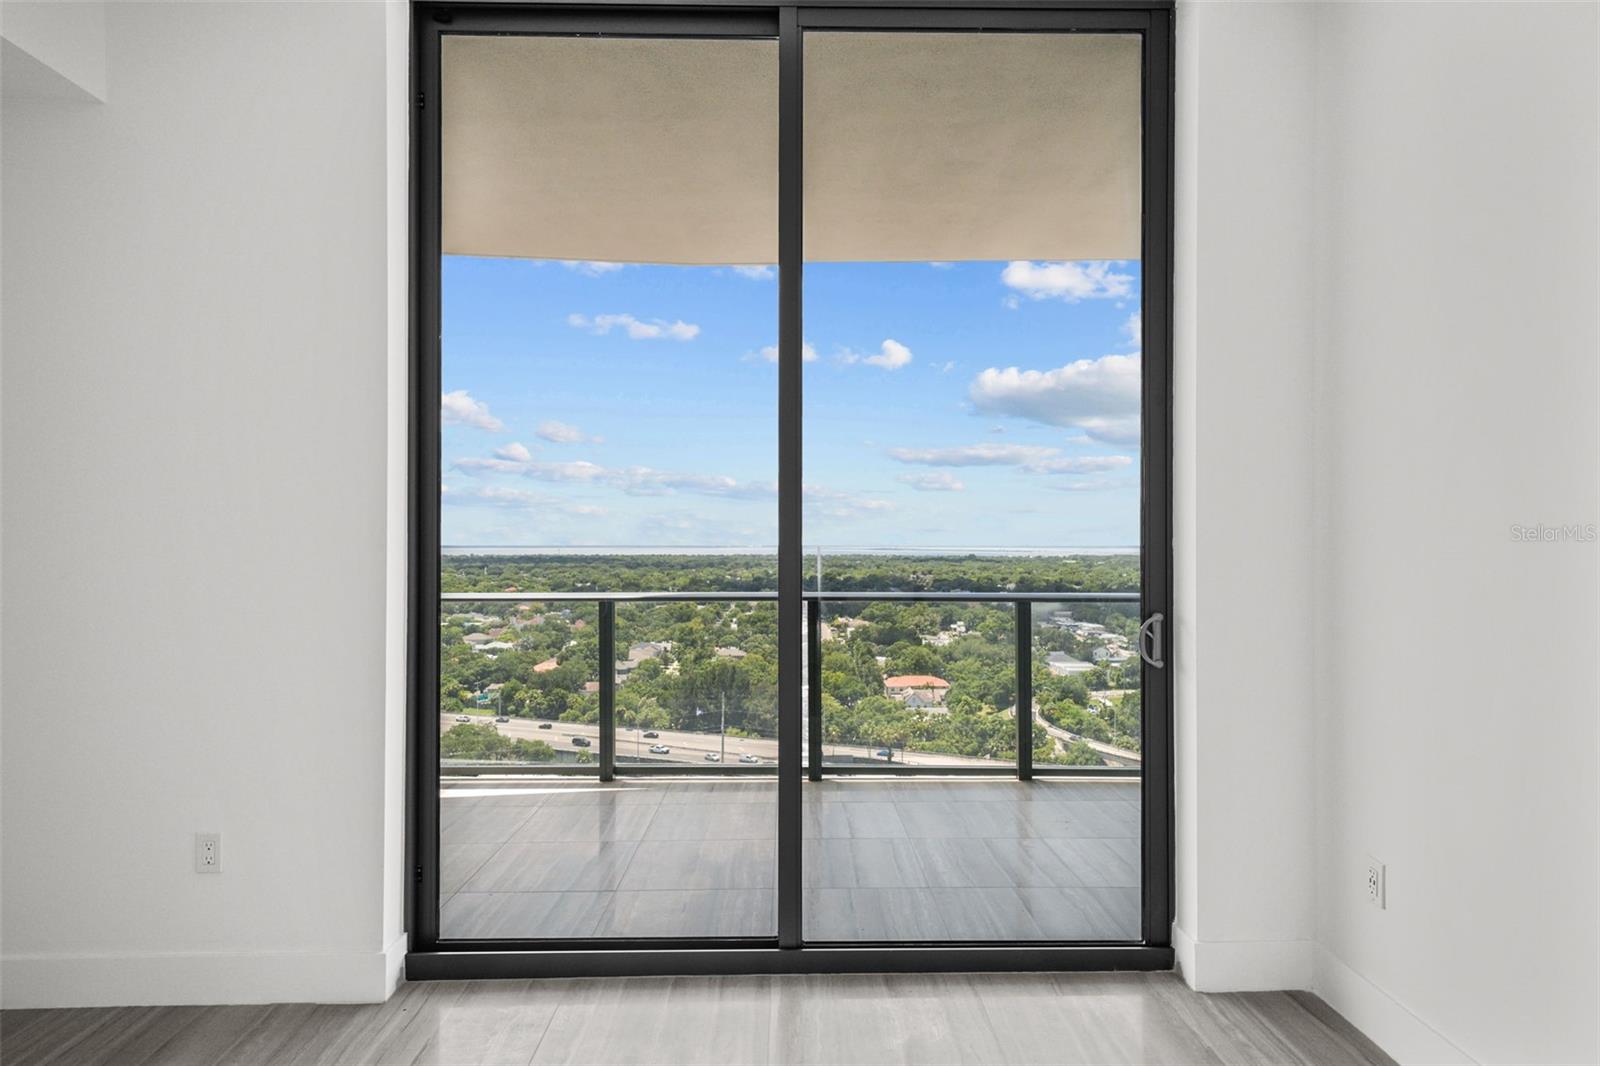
[1172,0,1319,992]
[1176,1,1599,1062]
[0,1,107,102]
[1311,3,1599,1063]
[0,1,410,1007]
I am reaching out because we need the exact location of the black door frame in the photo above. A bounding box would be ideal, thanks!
[408,0,1174,980]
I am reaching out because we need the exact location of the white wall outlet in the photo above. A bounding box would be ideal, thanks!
[195,832,222,874]
[1364,855,1385,908]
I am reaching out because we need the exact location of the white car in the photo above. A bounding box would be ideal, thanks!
[454,715,471,723]
[649,744,670,754]
[738,753,760,764]
[704,752,721,762]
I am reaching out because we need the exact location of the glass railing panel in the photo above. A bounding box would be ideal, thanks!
[1030,599,1143,769]
[438,599,600,769]
[816,599,1018,768]
[613,599,780,769]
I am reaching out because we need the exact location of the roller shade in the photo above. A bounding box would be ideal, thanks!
[441,31,1140,265]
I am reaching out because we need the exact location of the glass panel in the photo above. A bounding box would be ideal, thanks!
[1032,600,1144,770]
[439,599,600,770]
[437,31,778,941]
[614,600,780,767]
[801,29,1143,942]
[818,600,1016,767]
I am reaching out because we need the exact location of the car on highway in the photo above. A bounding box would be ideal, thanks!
[739,753,760,764]
[874,748,893,759]
[494,716,509,723]
[704,752,721,762]
[649,744,670,754]
[642,731,660,739]
[454,715,471,723]
[537,722,553,729]
[571,736,591,748]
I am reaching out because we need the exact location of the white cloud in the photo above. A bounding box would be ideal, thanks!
[935,360,956,374]
[967,353,1142,444]
[442,484,606,515]
[536,420,602,445]
[897,472,966,492]
[1124,312,1142,347]
[928,262,955,270]
[1000,260,1135,303]
[755,341,819,364]
[454,452,775,500]
[1047,477,1137,493]
[838,338,913,370]
[1025,455,1134,474]
[494,441,533,462]
[1072,417,1142,446]
[888,443,1060,467]
[888,442,1135,476]
[731,265,775,280]
[567,312,700,341]
[560,261,626,276]
[441,390,504,432]
[804,484,895,518]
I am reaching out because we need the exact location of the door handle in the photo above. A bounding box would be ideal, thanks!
[1138,612,1165,669]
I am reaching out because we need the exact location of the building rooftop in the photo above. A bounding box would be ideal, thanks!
[884,674,951,689]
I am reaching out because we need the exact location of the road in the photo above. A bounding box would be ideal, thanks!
[440,714,1007,768]
[1030,704,1142,767]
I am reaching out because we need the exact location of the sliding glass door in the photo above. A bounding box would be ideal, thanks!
[411,1,1171,972]
[430,21,781,943]
[799,26,1147,943]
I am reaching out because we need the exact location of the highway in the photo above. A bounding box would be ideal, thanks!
[1030,705,1142,767]
[440,714,1006,768]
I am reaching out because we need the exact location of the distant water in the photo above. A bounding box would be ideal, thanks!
[442,545,1139,557]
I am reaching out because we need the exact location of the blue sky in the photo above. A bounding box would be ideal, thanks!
[441,257,1142,550]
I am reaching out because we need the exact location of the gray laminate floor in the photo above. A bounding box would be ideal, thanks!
[441,777,1140,942]
[0,972,1396,1066]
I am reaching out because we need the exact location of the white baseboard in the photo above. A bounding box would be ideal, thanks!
[1,934,409,1009]
[1171,922,1314,992]
[381,931,408,999]
[1313,945,1476,1065]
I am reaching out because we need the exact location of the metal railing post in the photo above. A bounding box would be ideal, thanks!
[598,599,615,782]
[1016,600,1033,782]
[807,596,823,782]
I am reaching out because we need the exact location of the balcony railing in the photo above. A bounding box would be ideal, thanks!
[439,589,1143,781]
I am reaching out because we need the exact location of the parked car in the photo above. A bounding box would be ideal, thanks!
[704,752,721,762]
[494,716,509,723]
[571,736,592,748]
[454,715,471,723]
[739,753,760,764]
[537,722,553,730]
[642,731,660,739]
[649,744,670,754]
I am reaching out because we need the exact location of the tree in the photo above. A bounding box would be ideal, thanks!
[1059,740,1102,766]
[885,641,940,677]
[439,724,555,763]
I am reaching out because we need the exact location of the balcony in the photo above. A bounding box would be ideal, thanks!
[437,588,1145,944]
[439,589,1144,782]
[440,775,1140,942]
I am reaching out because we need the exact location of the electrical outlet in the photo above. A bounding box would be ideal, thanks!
[1364,855,1385,909]
[195,832,222,874]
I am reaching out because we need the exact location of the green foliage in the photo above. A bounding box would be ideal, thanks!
[1058,740,1103,766]
[438,554,1142,764]
[440,724,556,763]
